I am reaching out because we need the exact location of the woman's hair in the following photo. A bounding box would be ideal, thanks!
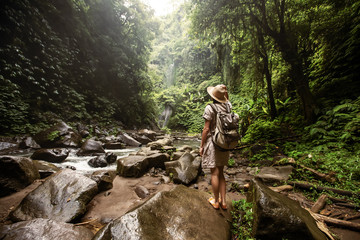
[213,98,220,104]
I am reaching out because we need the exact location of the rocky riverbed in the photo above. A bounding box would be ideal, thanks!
[0,122,359,239]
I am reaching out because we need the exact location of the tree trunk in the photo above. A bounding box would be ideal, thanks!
[277,37,317,123]
[263,53,277,120]
[257,29,277,120]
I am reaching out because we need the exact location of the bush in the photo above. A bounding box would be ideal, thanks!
[241,119,282,144]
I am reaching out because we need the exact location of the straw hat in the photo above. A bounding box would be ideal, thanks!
[207,84,228,103]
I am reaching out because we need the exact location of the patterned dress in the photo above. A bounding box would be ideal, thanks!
[201,102,231,169]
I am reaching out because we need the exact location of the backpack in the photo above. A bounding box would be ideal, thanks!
[209,103,240,151]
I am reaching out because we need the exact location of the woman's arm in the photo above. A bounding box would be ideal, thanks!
[200,120,211,156]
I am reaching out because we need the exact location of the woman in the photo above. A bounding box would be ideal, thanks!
[200,84,230,210]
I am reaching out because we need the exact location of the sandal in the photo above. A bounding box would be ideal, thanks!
[220,202,227,210]
[219,198,227,210]
[208,197,219,210]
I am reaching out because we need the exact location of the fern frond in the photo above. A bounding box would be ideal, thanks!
[333,103,355,113]
[310,127,327,136]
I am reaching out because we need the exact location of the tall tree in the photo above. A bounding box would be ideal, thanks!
[190,0,318,123]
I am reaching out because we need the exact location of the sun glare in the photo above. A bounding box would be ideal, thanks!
[142,0,183,16]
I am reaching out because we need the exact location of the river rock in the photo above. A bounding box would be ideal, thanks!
[0,218,94,240]
[117,153,170,177]
[256,166,293,183]
[147,138,173,150]
[77,123,90,138]
[33,121,82,148]
[10,169,98,223]
[103,142,125,149]
[31,148,69,163]
[0,156,40,197]
[33,160,60,178]
[135,185,150,199]
[165,153,201,185]
[88,156,108,168]
[248,179,327,240]
[19,136,41,149]
[105,152,117,164]
[90,170,116,192]
[78,139,105,156]
[134,147,160,156]
[119,133,141,147]
[177,145,193,152]
[93,185,230,240]
[131,133,153,145]
[138,129,157,140]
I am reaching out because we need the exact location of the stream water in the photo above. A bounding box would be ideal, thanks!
[15,138,200,174]
[54,148,139,174]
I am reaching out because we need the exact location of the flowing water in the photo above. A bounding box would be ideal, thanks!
[159,104,173,128]
[10,137,199,174]
[52,148,139,174]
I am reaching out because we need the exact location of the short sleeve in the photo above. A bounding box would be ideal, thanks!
[203,105,214,121]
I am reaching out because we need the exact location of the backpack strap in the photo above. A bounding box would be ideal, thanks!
[209,103,219,115]
[209,102,230,114]
[208,103,218,135]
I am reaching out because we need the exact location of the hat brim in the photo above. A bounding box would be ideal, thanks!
[207,86,228,103]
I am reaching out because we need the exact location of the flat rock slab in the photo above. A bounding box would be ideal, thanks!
[0,218,93,240]
[93,185,231,240]
[10,169,98,223]
[256,165,293,183]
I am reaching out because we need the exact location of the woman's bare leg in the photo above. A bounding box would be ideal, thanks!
[210,167,220,207]
[218,166,227,208]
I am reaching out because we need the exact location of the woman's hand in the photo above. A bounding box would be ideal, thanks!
[200,120,211,157]
[200,147,204,156]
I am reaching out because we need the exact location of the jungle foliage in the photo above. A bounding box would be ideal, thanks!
[0,0,158,134]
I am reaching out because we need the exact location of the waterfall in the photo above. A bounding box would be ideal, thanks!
[159,104,173,128]
[158,63,175,128]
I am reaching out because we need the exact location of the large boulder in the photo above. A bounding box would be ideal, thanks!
[0,218,93,240]
[78,139,105,156]
[93,185,231,240]
[248,179,327,240]
[0,156,40,197]
[31,148,69,163]
[10,169,98,223]
[33,122,82,148]
[256,166,293,183]
[165,153,201,185]
[119,133,141,147]
[117,153,170,177]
